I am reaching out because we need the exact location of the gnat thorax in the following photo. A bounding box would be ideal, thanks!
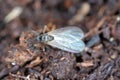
[36,33,54,42]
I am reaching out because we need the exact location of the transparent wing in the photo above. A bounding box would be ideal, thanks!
[47,26,85,53]
[48,26,84,40]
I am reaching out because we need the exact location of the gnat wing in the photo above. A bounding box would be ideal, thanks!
[47,26,85,53]
[48,26,84,40]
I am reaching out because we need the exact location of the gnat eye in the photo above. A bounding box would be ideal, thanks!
[36,35,41,41]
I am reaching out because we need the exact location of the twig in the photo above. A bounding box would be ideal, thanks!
[0,65,20,79]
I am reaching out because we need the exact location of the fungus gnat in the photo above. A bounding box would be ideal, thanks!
[36,26,85,53]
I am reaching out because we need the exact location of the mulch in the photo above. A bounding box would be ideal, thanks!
[0,0,120,80]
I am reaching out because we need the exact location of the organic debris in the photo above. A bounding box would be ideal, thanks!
[0,0,120,80]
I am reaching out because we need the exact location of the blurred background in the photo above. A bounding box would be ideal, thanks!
[0,0,120,79]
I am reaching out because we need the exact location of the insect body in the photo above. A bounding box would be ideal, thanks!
[37,26,85,53]
[37,34,54,42]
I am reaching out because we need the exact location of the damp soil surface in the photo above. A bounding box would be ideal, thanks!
[0,0,120,80]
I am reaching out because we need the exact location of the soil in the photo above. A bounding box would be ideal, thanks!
[0,0,120,80]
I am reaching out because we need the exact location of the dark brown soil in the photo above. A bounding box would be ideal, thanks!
[0,0,120,80]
